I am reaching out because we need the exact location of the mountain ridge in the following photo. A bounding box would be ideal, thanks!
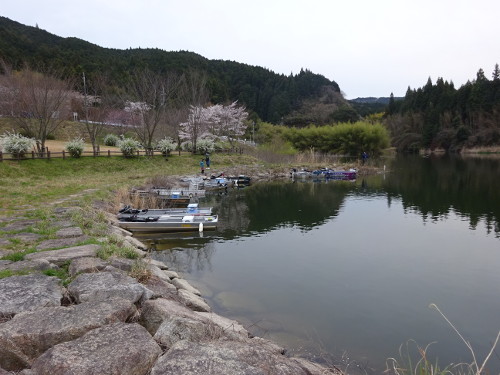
[0,16,348,124]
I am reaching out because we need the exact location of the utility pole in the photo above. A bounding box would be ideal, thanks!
[252,121,255,145]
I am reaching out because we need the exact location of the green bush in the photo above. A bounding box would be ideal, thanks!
[284,121,390,156]
[117,137,142,157]
[65,138,85,158]
[0,132,35,157]
[103,134,119,146]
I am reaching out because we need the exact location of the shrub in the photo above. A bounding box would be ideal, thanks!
[0,132,35,157]
[103,134,119,146]
[117,137,142,157]
[284,121,390,156]
[65,138,85,158]
[155,137,177,155]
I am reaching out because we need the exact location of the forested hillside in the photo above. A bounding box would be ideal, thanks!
[0,16,346,124]
[386,67,500,152]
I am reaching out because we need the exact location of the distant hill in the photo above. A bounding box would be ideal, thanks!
[348,97,402,116]
[350,97,399,104]
[0,16,348,124]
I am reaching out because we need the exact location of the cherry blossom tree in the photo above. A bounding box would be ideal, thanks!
[209,101,248,146]
[179,101,249,152]
[179,105,211,153]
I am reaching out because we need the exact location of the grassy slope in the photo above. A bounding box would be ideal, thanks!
[0,153,260,211]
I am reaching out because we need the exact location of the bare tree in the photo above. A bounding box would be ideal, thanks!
[163,107,188,155]
[125,69,183,155]
[176,70,210,153]
[72,72,111,154]
[9,67,74,155]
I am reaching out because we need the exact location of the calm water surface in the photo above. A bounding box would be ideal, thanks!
[146,155,500,373]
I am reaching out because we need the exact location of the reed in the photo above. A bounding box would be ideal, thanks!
[386,304,500,375]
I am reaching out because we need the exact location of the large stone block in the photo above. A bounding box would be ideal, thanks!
[0,274,62,317]
[30,323,161,375]
[0,298,136,371]
[150,339,331,375]
[25,244,100,265]
[67,270,153,304]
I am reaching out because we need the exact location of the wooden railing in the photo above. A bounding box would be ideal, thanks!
[0,147,244,161]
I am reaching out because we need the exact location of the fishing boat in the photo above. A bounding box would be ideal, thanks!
[202,176,234,191]
[117,203,212,221]
[290,168,357,180]
[227,175,251,186]
[290,169,313,178]
[118,213,218,233]
[317,169,357,180]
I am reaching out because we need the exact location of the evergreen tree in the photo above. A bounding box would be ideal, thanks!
[492,63,500,81]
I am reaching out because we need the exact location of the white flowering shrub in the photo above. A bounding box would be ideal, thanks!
[155,137,177,155]
[65,138,85,158]
[103,134,120,146]
[0,132,35,157]
[196,138,215,154]
[117,137,142,157]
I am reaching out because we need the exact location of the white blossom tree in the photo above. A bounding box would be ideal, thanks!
[178,105,211,153]
[209,101,248,146]
[179,102,248,152]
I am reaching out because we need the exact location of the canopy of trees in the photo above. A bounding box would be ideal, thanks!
[0,16,343,124]
[386,66,500,152]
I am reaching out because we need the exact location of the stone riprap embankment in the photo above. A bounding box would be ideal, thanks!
[0,207,341,375]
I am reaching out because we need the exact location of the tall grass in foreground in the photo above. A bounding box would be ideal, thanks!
[386,304,500,375]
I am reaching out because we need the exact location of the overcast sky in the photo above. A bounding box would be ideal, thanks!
[2,0,499,99]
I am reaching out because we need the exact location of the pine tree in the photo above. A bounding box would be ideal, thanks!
[492,63,500,81]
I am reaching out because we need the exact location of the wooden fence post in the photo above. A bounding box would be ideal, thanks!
[47,150,51,159]
[32,151,35,159]
[62,150,66,159]
[0,151,2,162]
[108,150,111,157]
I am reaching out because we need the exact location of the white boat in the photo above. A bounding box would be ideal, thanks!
[117,203,213,221]
[118,214,218,233]
[202,177,234,191]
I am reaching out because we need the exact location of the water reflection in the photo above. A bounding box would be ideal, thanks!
[146,155,500,373]
[384,155,500,237]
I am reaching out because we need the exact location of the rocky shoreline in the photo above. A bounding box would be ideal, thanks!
[0,205,342,374]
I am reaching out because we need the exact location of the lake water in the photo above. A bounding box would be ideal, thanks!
[146,155,500,374]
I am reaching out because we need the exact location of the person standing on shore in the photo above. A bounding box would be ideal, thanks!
[361,151,368,164]
[205,152,211,169]
[200,159,205,174]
